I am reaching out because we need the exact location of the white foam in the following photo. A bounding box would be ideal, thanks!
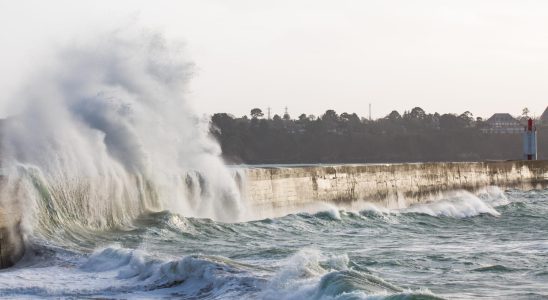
[260,249,420,300]
[319,204,342,220]
[477,186,510,207]
[0,245,264,299]
[0,245,439,299]
[1,26,245,239]
[262,249,344,300]
[403,190,500,218]
[359,203,393,215]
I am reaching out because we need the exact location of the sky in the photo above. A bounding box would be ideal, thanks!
[0,0,547,119]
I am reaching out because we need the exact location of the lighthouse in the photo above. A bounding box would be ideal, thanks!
[523,118,537,160]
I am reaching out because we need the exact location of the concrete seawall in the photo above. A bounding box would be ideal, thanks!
[0,174,25,269]
[0,208,24,268]
[242,161,548,213]
[2,160,548,269]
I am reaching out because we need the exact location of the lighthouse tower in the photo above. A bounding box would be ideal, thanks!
[523,118,537,160]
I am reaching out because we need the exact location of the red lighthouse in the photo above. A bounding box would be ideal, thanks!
[523,118,537,160]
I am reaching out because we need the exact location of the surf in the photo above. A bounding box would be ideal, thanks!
[0,28,245,248]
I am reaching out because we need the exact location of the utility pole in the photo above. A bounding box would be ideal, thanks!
[267,107,271,120]
[369,103,372,121]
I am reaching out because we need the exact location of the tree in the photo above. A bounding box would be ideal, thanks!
[407,107,426,120]
[250,108,264,119]
[439,113,466,130]
[459,111,474,127]
[386,110,402,121]
[340,112,360,123]
[211,113,235,125]
[322,110,339,122]
[522,107,530,118]
[210,113,235,135]
[210,106,525,164]
[340,112,350,121]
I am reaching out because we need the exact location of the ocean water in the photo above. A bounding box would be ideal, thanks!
[1,187,546,299]
[1,27,546,300]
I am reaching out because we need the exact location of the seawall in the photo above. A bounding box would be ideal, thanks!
[242,161,548,214]
[2,160,548,269]
[0,207,24,268]
[0,171,25,268]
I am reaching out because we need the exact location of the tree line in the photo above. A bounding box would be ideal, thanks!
[210,107,548,164]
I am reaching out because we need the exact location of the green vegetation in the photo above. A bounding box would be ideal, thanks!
[211,107,547,164]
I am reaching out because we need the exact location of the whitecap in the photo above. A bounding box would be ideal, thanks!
[403,191,500,218]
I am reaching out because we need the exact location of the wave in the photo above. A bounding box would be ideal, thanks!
[476,186,510,207]
[80,246,264,298]
[126,188,512,244]
[402,191,500,218]
[261,249,444,300]
[2,245,443,299]
[295,188,508,221]
[313,205,342,221]
[1,188,545,299]
[0,245,263,299]
[0,27,245,242]
[471,264,518,273]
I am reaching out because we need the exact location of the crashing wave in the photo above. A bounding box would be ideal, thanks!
[402,190,500,218]
[0,27,244,242]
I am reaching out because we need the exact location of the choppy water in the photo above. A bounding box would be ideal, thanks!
[0,187,547,299]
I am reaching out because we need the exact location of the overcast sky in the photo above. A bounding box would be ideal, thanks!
[0,0,547,119]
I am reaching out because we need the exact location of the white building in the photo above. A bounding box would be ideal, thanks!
[482,113,524,134]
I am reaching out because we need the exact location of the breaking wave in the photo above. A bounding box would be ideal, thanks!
[0,23,544,300]
[51,246,442,299]
[0,27,245,242]
[402,190,501,218]
[351,188,505,219]
[0,188,545,299]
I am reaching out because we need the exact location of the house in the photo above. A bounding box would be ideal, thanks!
[482,113,524,134]
[540,107,548,124]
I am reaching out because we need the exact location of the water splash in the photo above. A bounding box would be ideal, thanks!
[0,27,244,239]
[402,190,500,218]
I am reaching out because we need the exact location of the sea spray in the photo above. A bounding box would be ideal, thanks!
[0,188,545,298]
[0,27,244,240]
[402,190,500,218]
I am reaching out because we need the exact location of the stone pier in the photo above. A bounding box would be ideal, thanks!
[2,160,548,269]
[0,207,24,268]
[242,161,548,211]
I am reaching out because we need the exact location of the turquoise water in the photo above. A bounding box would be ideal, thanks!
[0,188,547,299]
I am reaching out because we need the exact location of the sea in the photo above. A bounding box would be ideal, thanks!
[1,27,546,300]
[0,187,546,299]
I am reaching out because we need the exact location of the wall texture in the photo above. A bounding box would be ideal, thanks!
[242,161,548,211]
[2,160,548,269]
[0,207,24,268]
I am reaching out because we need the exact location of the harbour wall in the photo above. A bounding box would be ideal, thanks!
[0,208,24,268]
[241,161,548,214]
[0,174,25,269]
[2,160,548,268]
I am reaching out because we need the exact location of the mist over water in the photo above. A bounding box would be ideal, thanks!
[1,28,244,237]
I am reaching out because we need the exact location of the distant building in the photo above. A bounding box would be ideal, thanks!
[540,106,548,124]
[482,113,524,134]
